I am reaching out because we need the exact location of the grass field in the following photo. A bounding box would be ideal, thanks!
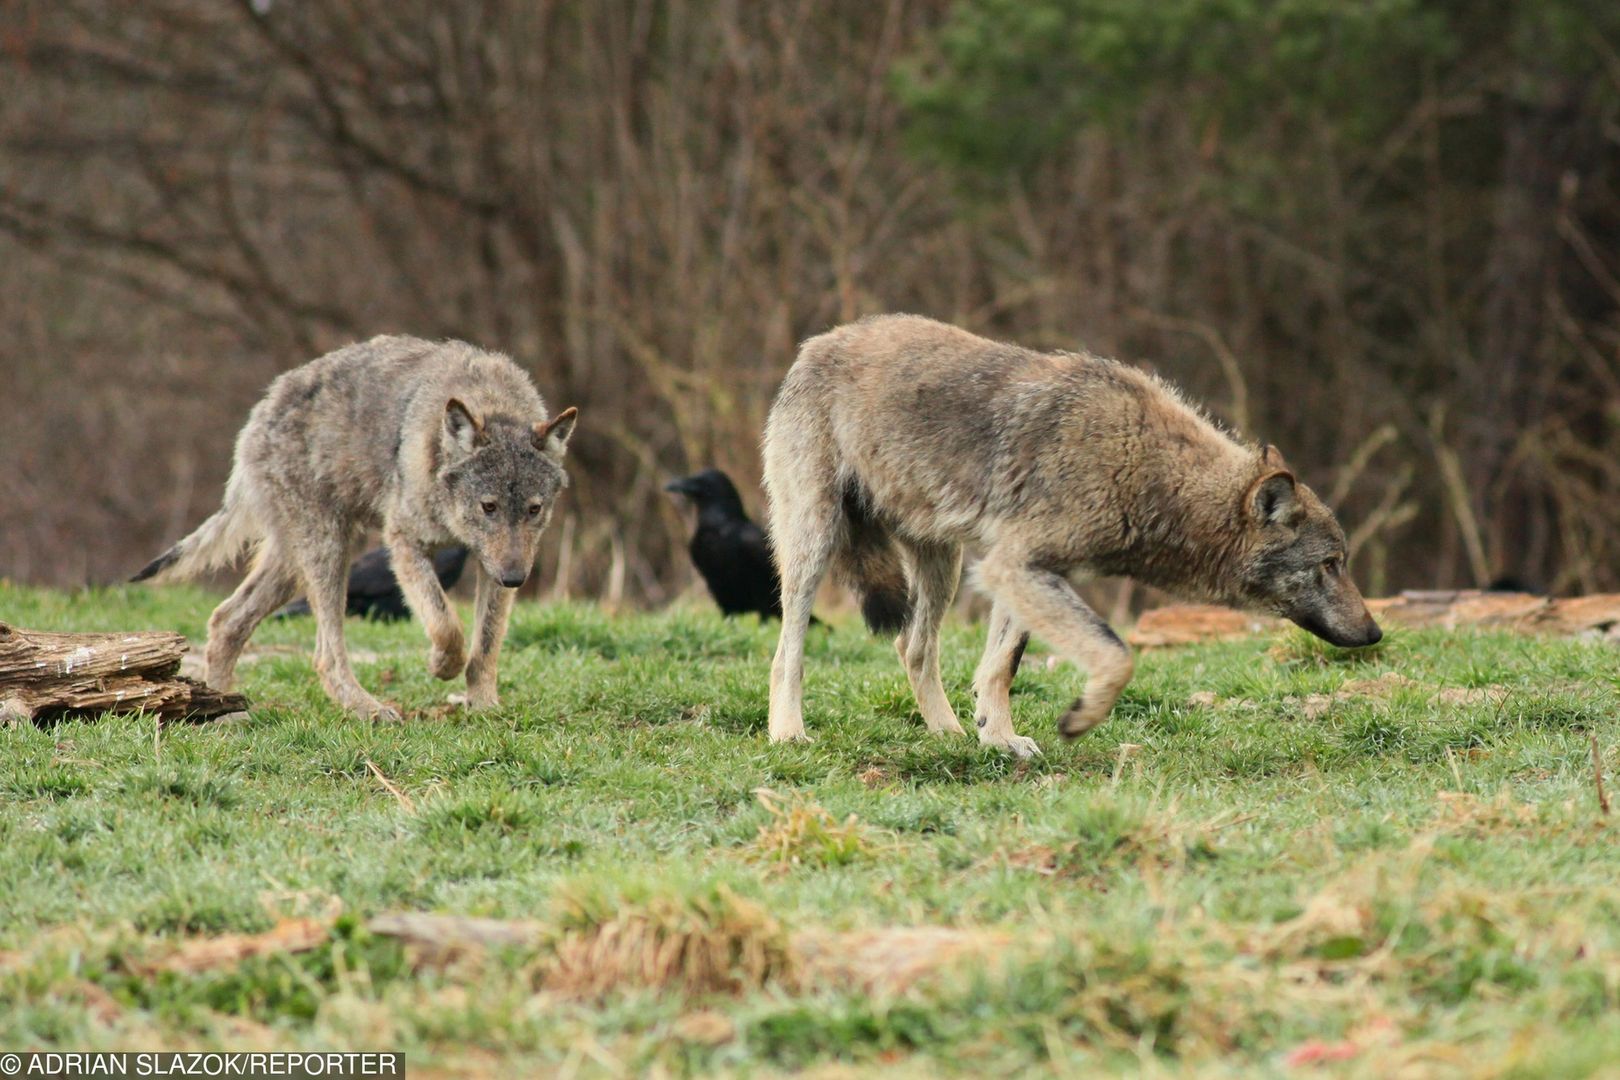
[2,581,1619,1077]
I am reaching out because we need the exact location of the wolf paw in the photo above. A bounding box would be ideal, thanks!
[1057,697,1107,740]
[982,732,1042,759]
[355,698,403,724]
[428,639,467,680]
[447,688,498,711]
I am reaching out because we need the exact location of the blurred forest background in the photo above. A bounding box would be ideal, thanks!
[3,0,1619,605]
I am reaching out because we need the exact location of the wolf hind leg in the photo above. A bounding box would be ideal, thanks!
[976,550,1133,739]
[763,469,840,744]
[971,600,1040,757]
[894,540,965,736]
[204,540,299,691]
[766,512,835,742]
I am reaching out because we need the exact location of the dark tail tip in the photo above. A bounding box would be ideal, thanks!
[130,547,179,583]
[860,587,912,635]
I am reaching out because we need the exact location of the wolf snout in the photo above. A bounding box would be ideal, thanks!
[499,568,528,589]
[1325,615,1382,649]
[1292,606,1383,649]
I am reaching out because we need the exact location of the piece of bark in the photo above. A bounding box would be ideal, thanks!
[0,622,246,724]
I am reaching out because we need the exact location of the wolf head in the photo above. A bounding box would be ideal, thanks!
[438,399,577,588]
[1234,447,1382,648]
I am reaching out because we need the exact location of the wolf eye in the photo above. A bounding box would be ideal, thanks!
[527,503,543,518]
[1323,557,1343,576]
[480,499,498,515]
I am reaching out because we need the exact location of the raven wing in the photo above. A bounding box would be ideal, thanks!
[725,519,784,618]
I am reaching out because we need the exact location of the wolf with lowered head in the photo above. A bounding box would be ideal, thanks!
[134,336,577,721]
[763,315,1380,756]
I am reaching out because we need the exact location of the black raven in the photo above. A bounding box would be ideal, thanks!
[665,468,791,620]
[276,546,469,622]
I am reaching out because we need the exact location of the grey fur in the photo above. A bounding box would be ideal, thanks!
[134,336,577,720]
[762,315,1380,756]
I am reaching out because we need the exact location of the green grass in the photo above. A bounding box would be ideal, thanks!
[2,581,1619,1076]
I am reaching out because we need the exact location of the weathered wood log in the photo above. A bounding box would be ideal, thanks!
[1129,592,1620,648]
[1366,591,1620,637]
[1127,605,1283,648]
[0,622,246,724]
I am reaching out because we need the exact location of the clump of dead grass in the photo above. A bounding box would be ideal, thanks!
[748,788,870,868]
[544,884,797,998]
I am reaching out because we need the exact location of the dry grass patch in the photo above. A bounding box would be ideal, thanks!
[748,788,870,868]
[545,885,797,998]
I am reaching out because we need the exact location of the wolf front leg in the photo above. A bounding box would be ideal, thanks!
[977,553,1133,738]
[294,528,402,722]
[385,532,466,680]
[971,600,1040,757]
[460,567,516,709]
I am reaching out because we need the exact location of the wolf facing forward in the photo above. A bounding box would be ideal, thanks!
[762,315,1380,756]
[134,336,577,721]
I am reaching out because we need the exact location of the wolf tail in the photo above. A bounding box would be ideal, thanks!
[830,484,912,635]
[131,478,259,583]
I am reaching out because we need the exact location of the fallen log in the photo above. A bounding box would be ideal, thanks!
[1129,592,1620,648]
[0,622,246,724]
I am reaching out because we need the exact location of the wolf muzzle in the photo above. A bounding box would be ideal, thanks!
[1295,609,1382,649]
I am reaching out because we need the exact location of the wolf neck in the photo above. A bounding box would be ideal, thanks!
[1112,426,1256,605]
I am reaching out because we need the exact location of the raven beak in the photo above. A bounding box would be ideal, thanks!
[664,478,695,496]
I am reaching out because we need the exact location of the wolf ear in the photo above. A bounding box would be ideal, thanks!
[444,398,483,453]
[1247,469,1303,528]
[1260,443,1288,469]
[534,406,577,456]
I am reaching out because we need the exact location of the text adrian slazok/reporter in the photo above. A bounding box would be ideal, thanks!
[3,1052,403,1077]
